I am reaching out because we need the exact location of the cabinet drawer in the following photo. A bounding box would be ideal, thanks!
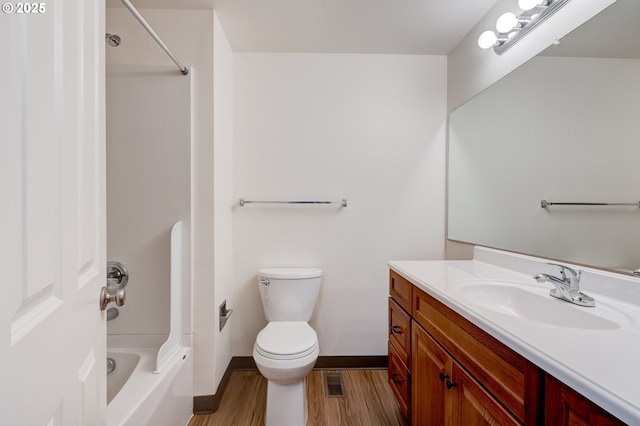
[413,286,542,424]
[390,270,412,312]
[389,297,411,366]
[388,342,410,420]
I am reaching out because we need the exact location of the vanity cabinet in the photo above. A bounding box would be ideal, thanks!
[411,284,541,425]
[388,272,413,420]
[389,269,629,425]
[545,375,625,426]
[389,270,543,425]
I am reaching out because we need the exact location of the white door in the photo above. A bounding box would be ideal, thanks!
[0,1,106,424]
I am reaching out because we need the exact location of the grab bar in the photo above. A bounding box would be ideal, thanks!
[541,200,640,208]
[239,198,348,207]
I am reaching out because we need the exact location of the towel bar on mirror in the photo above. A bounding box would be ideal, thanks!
[541,200,640,208]
[239,198,348,208]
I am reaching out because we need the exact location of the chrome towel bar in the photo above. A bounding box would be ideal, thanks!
[239,198,348,207]
[541,200,640,208]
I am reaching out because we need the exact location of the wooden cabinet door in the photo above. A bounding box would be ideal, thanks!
[412,321,448,426]
[412,321,521,426]
[545,375,625,426]
[449,362,520,426]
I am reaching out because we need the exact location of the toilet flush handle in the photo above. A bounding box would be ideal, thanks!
[259,278,270,286]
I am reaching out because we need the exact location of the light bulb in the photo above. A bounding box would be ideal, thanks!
[518,0,543,11]
[477,30,498,49]
[496,12,518,33]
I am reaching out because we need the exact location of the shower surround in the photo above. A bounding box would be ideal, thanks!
[106,64,192,424]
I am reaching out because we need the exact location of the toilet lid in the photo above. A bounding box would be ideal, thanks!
[255,322,318,359]
[257,268,322,280]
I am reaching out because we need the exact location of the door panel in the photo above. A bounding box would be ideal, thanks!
[1,0,106,424]
[450,362,520,426]
[412,321,448,426]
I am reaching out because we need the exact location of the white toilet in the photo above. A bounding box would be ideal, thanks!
[253,268,322,426]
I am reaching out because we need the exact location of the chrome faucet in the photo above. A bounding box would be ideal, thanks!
[534,263,595,307]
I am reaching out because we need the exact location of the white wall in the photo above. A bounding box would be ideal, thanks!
[232,53,447,356]
[212,12,234,392]
[106,8,218,395]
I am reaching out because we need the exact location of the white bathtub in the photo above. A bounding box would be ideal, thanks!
[107,352,141,404]
[106,345,192,426]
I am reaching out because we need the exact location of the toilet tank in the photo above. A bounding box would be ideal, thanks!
[258,268,322,321]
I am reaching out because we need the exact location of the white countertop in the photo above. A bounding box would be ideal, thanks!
[389,247,640,424]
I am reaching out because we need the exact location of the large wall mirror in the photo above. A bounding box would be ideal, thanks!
[448,0,640,274]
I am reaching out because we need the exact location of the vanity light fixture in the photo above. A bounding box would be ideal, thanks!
[496,12,530,33]
[477,0,571,55]
[519,0,550,11]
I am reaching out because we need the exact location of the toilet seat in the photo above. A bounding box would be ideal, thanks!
[255,322,318,360]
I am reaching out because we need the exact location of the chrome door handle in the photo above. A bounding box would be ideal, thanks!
[100,287,125,311]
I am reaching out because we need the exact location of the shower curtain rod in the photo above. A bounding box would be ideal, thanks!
[120,0,189,75]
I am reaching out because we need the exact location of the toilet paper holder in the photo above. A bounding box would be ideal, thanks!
[219,300,233,331]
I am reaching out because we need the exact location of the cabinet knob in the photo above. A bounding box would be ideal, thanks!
[445,379,457,390]
[391,325,404,335]
[391,373,404,385]
[439,372,448,382]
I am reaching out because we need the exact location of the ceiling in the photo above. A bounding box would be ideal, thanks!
[106,0,498,55]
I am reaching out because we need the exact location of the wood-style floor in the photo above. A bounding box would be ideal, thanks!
[188,369,408,426]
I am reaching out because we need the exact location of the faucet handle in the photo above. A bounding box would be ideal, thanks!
[573,269,582,284]
[545,262,580,284]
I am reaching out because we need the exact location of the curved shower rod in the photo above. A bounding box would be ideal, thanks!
[120,0,189,75]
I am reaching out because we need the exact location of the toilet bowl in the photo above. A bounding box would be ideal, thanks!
[253,322,319,426]
[253,268,322,426]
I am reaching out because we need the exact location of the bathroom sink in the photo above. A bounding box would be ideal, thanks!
[452,280,629,330]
